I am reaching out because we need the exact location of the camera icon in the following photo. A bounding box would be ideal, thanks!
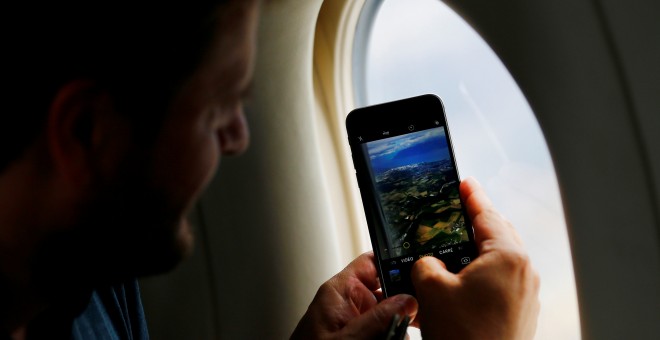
[460,257,471,265]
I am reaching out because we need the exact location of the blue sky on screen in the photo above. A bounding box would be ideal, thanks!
[367,127,449,172]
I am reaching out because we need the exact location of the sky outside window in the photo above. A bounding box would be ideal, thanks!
[355,0,580,338]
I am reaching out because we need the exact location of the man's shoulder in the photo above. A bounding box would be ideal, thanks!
[71,279,149,340]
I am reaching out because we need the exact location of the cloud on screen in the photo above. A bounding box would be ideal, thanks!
[367,128,448,171]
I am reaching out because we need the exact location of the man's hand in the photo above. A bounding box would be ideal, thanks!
[291,253,418,339]
[412,177,540,340]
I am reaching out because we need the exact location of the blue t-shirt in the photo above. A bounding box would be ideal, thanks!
[16,279,149,340]
[70,280,149,340]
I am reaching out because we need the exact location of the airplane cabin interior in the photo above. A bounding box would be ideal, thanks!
[138,0,660,339]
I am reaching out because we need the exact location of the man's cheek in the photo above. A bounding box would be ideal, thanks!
[182,136,220,207]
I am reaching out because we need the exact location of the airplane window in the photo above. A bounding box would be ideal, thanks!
[352,0,580,338]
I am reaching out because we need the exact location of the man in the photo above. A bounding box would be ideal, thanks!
[0,0,539,339]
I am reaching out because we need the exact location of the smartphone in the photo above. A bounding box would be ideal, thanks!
[346,94,477,297]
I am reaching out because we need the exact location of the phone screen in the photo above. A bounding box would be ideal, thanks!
[347,95,477,296]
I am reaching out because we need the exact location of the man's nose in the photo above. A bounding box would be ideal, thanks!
[219,113,250,155]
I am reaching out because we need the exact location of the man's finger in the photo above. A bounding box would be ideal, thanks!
[409,256,455,329]
[460,177,523,248]
[411,256,457,292]
[338,252,381,292]
[340,294,417,339]
[460,177,493,219]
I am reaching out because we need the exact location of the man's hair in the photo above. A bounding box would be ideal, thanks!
[1,1,229,171]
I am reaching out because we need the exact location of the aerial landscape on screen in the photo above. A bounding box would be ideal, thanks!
[367,127,469,258]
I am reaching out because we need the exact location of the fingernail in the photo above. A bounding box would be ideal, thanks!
[390,294,417,312]
[465,176,480,187]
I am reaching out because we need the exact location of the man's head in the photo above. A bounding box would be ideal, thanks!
[0,0,259,301]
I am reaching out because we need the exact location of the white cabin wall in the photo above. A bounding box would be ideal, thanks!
[200,1,341,338]
[598,0,660,210]
[141,1,356,339]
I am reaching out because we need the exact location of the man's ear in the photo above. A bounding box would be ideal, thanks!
[47,79,121,186]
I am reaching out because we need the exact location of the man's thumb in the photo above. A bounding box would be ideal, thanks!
[411,256,455,284]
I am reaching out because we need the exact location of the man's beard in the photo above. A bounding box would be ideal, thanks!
[31,176,195,309]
